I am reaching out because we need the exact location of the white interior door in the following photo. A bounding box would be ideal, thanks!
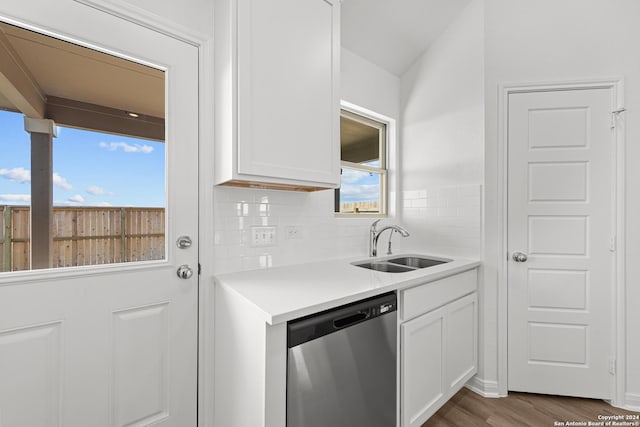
[0,2,199,426]
[507,88,614,399]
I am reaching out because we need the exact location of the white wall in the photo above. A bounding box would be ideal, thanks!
[341,48,400,120]
[484,0,640,407]
[399,0,484,192]
[211,48,401,274]
[396,0,484,258]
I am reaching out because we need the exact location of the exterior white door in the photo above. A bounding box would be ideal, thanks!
[507,88,614,399]
[0,2,199,426]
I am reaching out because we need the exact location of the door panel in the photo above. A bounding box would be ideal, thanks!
[112,303,170,426]
[0,1,198,425]
[507,88,613,399]
[0,322,62,427]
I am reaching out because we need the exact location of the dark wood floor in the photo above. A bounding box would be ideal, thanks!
[423,387,640,427]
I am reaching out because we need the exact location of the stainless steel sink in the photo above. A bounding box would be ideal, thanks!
[387,256,447,269]
[355,262,415,273]
[353,255,451,273]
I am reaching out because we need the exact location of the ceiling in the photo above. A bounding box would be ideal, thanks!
[341,0,472,76]
[0,21,164,118]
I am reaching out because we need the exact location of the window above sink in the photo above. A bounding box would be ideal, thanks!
[335,102,396,217]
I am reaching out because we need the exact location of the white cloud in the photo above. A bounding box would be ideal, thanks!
[0,167,30,183]
[99,141,154,154]
[0,194,31,204]
[86,185,113,196]
[68,194,85,203]
[53,173,72,190]
[0,168,72,190]
[339,168,380,201]
[341,168,369,184]
[340,183,380,201]
[87,185,104,195]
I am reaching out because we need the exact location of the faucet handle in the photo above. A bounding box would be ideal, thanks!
[370,219,382,231]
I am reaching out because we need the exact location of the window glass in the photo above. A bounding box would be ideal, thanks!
[340,114,380,164]
[335,109,387,215]
[0,22,165,272]
[337,168,381,214]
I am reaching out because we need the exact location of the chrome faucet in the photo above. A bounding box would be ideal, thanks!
[369,219,410,257]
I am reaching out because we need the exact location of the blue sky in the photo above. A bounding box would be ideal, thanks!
[340,167,381,204]
[0,109,165,207]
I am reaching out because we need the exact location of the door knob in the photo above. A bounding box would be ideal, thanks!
[177,264,194,279]
[512,252,528,263]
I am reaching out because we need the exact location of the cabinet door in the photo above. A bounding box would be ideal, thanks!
[400,306,446,427]
[445,293,477,392]
[236,0,340,185]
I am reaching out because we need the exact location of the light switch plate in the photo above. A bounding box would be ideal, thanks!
[251,226,276,247]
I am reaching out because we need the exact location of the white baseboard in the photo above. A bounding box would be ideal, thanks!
[465,376,504,398]
[619,393,640,411]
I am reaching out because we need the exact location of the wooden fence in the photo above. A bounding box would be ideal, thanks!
[339,201,380,214]
[0,206,165,272]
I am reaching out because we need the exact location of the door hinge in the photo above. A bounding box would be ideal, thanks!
[611,108,626,129]
[198,263,201,275]
[609,359,616,375]
[609,236,616,252]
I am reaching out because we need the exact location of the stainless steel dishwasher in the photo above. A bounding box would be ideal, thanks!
[287,292,397,427]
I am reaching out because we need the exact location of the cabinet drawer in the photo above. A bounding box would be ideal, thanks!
[400,269,477,321]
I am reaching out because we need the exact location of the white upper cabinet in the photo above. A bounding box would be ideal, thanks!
[214,0,341,190]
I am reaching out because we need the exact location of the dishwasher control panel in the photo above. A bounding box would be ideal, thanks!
[287,291,397,348]
[376,301,396,315]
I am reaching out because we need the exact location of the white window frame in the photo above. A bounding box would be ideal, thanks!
[336,101,395,218]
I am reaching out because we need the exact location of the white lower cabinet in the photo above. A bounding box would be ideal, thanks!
[400,279,478,427]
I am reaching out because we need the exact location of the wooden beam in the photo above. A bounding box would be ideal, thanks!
[46,96,165,142]
[0,28,46,118]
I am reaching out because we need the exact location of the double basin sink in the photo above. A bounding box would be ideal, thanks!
[353,255,450,273]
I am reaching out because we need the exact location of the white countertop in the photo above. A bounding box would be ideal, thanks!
[214,254,481,325]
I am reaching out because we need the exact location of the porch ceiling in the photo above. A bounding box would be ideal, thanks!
[0,21,164,132]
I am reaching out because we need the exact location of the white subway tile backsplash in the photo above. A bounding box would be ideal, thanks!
[213,184,482,274]
[412,198,428,208]
[400,184,482,258]
[212,187,374,274]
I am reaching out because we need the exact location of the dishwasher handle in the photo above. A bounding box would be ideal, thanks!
[333,310,370,329]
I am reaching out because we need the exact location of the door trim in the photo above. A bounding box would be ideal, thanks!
[496,78,626,406]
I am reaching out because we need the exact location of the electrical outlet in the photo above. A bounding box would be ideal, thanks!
[251,226,276,247]
[285,226,301,240]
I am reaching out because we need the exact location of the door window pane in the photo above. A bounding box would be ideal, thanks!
[0,22,166,272]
